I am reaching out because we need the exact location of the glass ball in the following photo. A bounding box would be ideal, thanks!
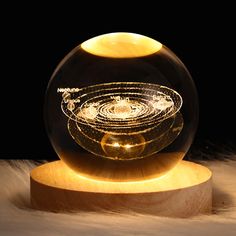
[44,32,198,181]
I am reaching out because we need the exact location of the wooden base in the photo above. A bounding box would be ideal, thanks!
[30,160,212,217]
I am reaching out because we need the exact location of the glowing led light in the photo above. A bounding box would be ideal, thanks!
[81,32,162,58]
[44,32,199,180]
[113,142,120,147]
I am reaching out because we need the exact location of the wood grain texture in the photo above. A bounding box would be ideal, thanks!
[30,160,212,217]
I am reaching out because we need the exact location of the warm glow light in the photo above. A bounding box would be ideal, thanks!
[81,32,162,58]
[44,32,199,180]
[124,144,132,149]
[113,142,120,147]
[31,160,212,193]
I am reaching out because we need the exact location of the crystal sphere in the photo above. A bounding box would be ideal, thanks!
[44,32,198,181]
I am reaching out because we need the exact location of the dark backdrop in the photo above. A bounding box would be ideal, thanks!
[1,4,235,159]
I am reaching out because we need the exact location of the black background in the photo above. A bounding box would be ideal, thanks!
[1,4,235,159]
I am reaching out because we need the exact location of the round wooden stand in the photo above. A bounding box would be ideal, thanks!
[30,160,212,217]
